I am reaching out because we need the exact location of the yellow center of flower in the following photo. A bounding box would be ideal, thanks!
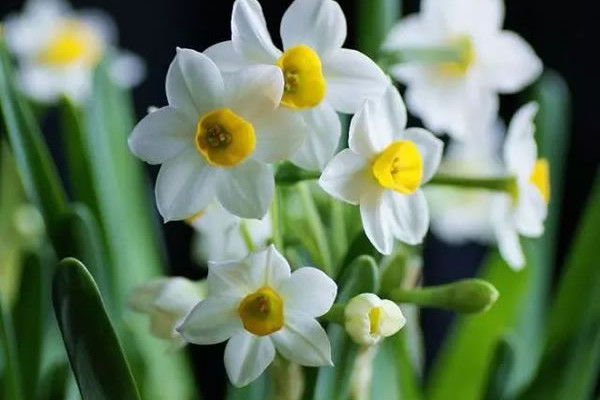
[37,19,102,67]
[195,108,256,167]
[276,45,327,109]
[439,35,475,78]
[372,141,423,194]
[238,287,284,336]
[530,158,550,204]
[184,210,205,225]
[368,307,382,335]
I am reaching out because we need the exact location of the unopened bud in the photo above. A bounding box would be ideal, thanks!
[344,293,406,346]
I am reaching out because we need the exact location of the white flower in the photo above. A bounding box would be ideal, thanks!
[3,0,145,103]
[129,277,206,348]
[129,49,306,221]
[204,0,390,170]
[493,102,549,269]
[345,293,406,346]
[319,87,443,254]
[426,125,504,244]
[383,0,542,140]
[178,245,337,387]
[187,202,271,262]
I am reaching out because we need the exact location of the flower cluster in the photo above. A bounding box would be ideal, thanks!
[124,0,550,388]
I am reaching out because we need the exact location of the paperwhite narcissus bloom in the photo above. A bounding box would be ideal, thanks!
[319,87,444,254]
[204,0,390,170]
[426,127,504,244]
[382,0,543,140]
[345,293,406,346]
[129,49,306,221]
[493,102,549,269]
[3,0,145,103]
[178,245,337,387]
[129,277,206,349]
[187,202,271,262]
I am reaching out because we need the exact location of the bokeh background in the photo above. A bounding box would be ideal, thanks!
[1,0,598,398]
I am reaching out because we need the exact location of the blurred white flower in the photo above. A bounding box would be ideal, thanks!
[383,0,542,140]
[178,245,337,387]
[319,87,443,254]
[205,0,390,170]
[129,277,206,349]
[129,49,306,221]
[345,293,406,346]
[3,0,145,103]
[426,125,504,245]
[188,202,271,262]
[493,102,549,269]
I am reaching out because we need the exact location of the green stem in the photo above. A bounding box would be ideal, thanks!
[270,186,283,251]
[320,303,345,325]
[275,162,320,186]
[298,183,333,276]
[356,0,402,58]
[428,174,516,193]
[239,221,256,252]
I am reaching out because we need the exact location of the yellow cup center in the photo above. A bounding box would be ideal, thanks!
[195,108,256,168]
[368,306,382,335]
[372,140,423,194]
[238,287,284,336]
[37,19,102,67]
[276,45,326,109]
[530,158,550,204]
[439,35,475,78]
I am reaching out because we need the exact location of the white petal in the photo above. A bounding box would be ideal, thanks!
[272,313,333,366]
[79,9,117,43]
[385,190,430,245]
[323,49,390,114]
[128,106,195,165]
[204,40,249,73]
[492,195,525,270]
[216,159,274,219]
[379,300,406,337]
[155,149,218,222]
[319,149,376,205]
[253,107,307,163]
[382,15,435,50]
[290,102,341,171]
[504,102,539,178]
[277,267,337,318]
[280,0,347,56]
[402,128,444,183]
[178,296,242,345]
[109,52,146,89]
[224,331,276,387]
[166,48,224,118]
[480,31,543,93]
[515,183,547,237]
[224,65,284,121]
[360,189,394,255]
[423,0,504,37]
[245,245,291,288]
[207,260,262,298]
[348,86,406,158]
[231,0,281,65]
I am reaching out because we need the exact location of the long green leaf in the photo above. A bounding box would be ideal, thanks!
[0,297,23,400]
[52,257,141,400]
[356,0,402,59]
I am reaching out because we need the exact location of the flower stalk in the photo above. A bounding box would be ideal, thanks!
[378,44,465,69]
[428,174,517,193]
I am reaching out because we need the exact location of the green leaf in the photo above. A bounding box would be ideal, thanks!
[52,257,141,400]
[483,336,516,400]
[226,374,270,400]
[312,256,379,400]
[0,39,67,237]
[356,0,402,58]
[1,296,23,400]
[12,249,50,400]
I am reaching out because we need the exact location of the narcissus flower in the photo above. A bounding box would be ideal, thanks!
[345,293,406,346]
[205,0,389,170]
[187,202,271,262]
[427,127,503,244]
[129,49,305,221]
[129,277,206,349]
[3,0,144,103]
[493,102,549,269]
[319,87,443,254]
[178,245,337,387]
[382,0,542,139]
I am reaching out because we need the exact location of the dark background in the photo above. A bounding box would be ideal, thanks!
[1,0,598,398]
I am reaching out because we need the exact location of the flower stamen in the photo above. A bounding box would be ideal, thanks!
[238,286,284,336]
[372,140,423,194]
[276,45,326,109]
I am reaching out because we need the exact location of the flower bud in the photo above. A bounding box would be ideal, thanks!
[129,277,206,348]
[344,293,406,346]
